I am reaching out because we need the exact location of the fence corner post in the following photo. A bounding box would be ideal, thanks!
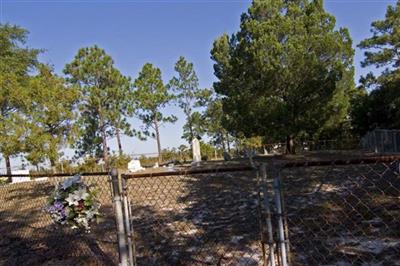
[273,167,288,266]
[111,168,129,266]
[120,171,136,266]
[260,163,276,266]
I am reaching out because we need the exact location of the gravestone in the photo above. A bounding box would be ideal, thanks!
[11,169,30,183]
[128,159,144,172]
[192,138,201,166]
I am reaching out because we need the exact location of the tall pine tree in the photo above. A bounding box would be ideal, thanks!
[0,24,39,177]
[134,63,176,163]
[211,0,355,153]
[64,46,133,167]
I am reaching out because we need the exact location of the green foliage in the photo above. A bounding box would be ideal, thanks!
[354,1,400,134]
[53,159,75,173]
[352,79,400,135]
[169,56,211,142]
[199,141,218,161]
[202,95,231,151]
[108,153,132,170]
[0,23,40,174]
[211,0,355,153]
[182,111,206,142]
[64,46,133,165]
[0,178,8,186]
[358,1,400,83]
[235,135,264,152]
[24,64,79,166]
[134,63,176,162]
[75,157,103,173]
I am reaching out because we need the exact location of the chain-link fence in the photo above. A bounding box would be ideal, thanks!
[362,129,400,153]
[121,166,266,265]
[1,156,399,266]
[0,173,117,266]
[263,157,400,266]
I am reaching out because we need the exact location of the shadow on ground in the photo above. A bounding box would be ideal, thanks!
[0,177,118,266]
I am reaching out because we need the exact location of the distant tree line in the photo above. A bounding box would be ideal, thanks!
[1,0,400,175]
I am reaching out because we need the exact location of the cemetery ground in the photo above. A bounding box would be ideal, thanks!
[0,150,399,265]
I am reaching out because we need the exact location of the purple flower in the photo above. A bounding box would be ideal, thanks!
[60,208,67,219]
[54,201,63,209]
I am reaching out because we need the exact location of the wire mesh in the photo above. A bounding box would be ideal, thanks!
[0,174,118,266]
[279,160,400,265]
[124,171,264,265]
[362,129,400,153]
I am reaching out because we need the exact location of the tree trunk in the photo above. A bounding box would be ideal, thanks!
[99,114,109,170]
[220,132,226,152]
[101,129,109,169]
[190,127,194,142]
[154,119,162,164]
[226,134,231,153]
[50,159,56,173]
[5,156,11,183]
[286,135,295,154]
[116,127,123,156]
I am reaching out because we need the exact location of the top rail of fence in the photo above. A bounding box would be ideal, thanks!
[280,155,400,168]
[2,155,399,179]
[121,165,255,179]
[0,171,109,178]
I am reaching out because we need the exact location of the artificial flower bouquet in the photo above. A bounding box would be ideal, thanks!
[45,175,100,231]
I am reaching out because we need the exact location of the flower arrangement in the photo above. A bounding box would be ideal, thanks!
[45,175,100,231]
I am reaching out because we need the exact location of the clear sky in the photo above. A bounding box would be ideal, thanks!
[0,0,397,166]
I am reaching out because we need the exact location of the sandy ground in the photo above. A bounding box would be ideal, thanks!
[0,151,399,265]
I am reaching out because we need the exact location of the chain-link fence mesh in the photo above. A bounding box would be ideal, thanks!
[278,160,400,265]
[124,170,265,265]
[1,157,399,266]
[362,129,400,153]
[0,174,117,266]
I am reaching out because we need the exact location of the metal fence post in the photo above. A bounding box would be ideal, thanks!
[278,170,291,264]
[273,168,288,266]
[111,168,129,266]
[121,174,136,266]
[260,164,276,266]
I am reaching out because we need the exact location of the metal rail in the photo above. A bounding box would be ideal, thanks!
[121,165,255,179]
[281,155,400,168]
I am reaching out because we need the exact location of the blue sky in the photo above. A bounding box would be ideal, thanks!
[0,0,397,164]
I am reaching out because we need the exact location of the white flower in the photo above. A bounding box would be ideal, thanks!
[46,174,101,231]
[65,193,79,206]
[75,187,90,200]
[61,175,81,190]
[65,187,89,206]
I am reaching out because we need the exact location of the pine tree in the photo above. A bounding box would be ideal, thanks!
[134,63,176,163]
[211,0,354,153]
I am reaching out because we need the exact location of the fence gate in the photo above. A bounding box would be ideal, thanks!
[112,166,279,266]
[263,157,400,266]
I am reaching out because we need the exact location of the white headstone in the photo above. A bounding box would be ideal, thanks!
[11,169,30,183]
[192,138,201,166]
[128,159,144,172]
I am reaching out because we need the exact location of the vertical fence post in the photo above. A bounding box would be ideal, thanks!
[256,172,267,264]
[260,164,276,266]
[121,174,136,266]
[273,168,288,266]
[278,170,291,264]
[111,168,129,266]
